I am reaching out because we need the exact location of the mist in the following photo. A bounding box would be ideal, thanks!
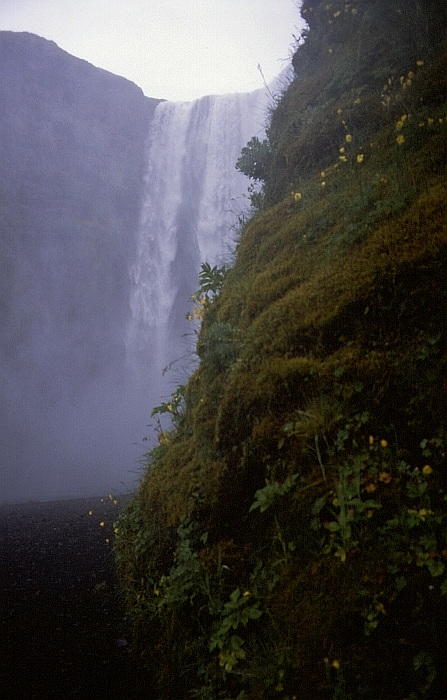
[0,32,275,503]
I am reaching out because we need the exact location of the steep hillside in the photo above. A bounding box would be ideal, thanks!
[115,2,447,698]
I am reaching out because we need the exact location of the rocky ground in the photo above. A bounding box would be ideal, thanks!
[0,496,155,699]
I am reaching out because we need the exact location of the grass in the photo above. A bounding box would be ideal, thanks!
[115,2,447,697]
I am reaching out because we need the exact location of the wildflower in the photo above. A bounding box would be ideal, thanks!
[369,435,374,445]
[88,510,93,516]
[395,120,404,131]
[418,508,433,521]
[321,181,326,187]
[380,439,388,448]
[332,660,341,670]
[427,117,434,125]
[339,146,345,154]
[351,7,358,14]
[328,48,333,54]
[407,71,415,80]
[416,59,424,66]
[345,134,352,142]
[339,155,347,162]
[422,465,433,475]
[365,482,377,494]
[336,108,343,115]
[353,98,361,105]
[99,521,105,527]
[321,171,326,178]
[356,153,364,163]
[396,134,405,145]
[379,471,392,484]
[243,590,251,597]
[333,10,341,17]
[293,191,302,201]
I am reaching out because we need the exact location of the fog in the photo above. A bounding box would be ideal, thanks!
[0,32,277,504]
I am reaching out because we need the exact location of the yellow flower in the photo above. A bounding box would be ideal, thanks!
[422,465,433,475]
[88,510,93,516]
[345,134,353,142]
[380,439,388,448]
[416,59,424,66]
[427,117,434,125]
[99,521,105,527]
[293,191,302,201]
[321,181,326,187]
[379,471,392,484]
[339,146,345,154]
[369,435,374,445]
[395,120,404,131]
[336,108,343,115]
[332,660,341,670]
[321,171,326,178]
[356,153,364,163]
[328,48,333,54]
[396,134,405,145]
[333,10,341,17]
[339,155,347,162]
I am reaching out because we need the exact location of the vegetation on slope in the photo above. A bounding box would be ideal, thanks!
[115,2,447,698]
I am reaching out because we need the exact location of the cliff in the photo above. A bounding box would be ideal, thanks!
[115,1,447,698]
[0,31,160,387]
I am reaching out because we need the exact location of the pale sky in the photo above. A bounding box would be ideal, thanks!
[0,0,303,101]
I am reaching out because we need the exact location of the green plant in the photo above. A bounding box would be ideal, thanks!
[250,474,299,513]
[236,136,271,183]
[209,588,263,672]
[198,262,227,300]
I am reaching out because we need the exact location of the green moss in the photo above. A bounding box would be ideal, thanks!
[115,2,447,697]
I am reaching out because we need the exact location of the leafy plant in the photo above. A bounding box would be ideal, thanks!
[209,588,263,672]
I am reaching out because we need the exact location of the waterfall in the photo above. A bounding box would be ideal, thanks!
[126,85,274,395]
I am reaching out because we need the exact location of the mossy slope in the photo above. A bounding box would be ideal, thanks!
[115,2,447,698]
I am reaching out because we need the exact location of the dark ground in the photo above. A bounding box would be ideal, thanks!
[0,496,156,699]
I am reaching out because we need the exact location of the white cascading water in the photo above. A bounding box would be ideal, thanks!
[126,83,280,400]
